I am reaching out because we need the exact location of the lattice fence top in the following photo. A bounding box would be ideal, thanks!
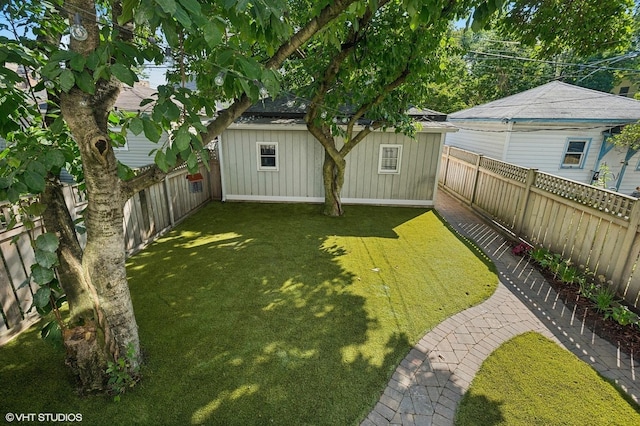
[449,147,479,164]
[480,157,529,183]
[535,172,635,219]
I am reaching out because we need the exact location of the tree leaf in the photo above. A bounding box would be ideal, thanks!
[75,70,95,94]
[0,176,11,189]
[35,233,59,252]
[24,202,47,216]
[110,63,137,86]
[45,149,66,170]
[59,69,75,92]
[33,286,52,308]
[31,264,55,285]
[178,0,201,15]
[40,320,63,349]
[172,4,192,29]
[154,150,169,172]
[174,127,191,151]
[70,54,86,72]
[203,22,223,48]
[35,248,58,269]
[142,118,162,142]
[129,117,144,135]
[186,151,198,171]
[156,0,177,14]
[24,170,46,193]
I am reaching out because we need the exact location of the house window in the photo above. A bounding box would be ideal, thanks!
[561,138,590,168]
[257,142,278,171]
[378,144,402,174]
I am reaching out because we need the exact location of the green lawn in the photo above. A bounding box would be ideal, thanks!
[1,203,496,425]
[455,332,640,425]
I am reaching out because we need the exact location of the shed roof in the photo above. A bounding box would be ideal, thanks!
[449,81,640,123]
[244,93,448,122]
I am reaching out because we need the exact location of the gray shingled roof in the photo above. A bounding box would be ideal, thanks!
[245,94,447,122]
[449,81,640,122]
[114,83,158,113]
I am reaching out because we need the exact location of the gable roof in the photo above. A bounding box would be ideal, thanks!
[114,83,158,113]
[449,81,640,123]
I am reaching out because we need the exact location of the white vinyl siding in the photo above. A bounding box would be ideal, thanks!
[445,122,506,160]
[257,142,278,171]
[378,144,402,174]
[113,131,168,168]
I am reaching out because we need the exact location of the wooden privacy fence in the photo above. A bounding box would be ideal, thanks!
[0,160,220,342]
[439,145,640,308]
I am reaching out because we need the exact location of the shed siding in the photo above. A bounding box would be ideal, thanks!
[221,127,443,205]
[221,128,324,199]
[445,122,506,159]
[342,132,441,201]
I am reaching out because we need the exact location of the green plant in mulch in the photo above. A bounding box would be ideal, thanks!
[515,244,639,329]
[592,285,617,314]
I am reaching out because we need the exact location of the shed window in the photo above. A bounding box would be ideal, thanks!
[257,142,278,171]
[378,144,402,174]
[561,139,589,168]
[619,86,630,97]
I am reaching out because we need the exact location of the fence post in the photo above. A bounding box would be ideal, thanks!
[612,200,640,293]
[470,154,482,206]
[163,177,176,226]
[441,145,451,188]
[514,168,537,236]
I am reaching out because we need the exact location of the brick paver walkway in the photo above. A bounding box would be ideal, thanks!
[362,191,639,426]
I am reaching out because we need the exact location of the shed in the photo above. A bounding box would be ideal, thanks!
[218,97,456,206]
[445,81,640,194]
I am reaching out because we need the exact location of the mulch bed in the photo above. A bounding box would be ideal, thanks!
[533,263,640,357]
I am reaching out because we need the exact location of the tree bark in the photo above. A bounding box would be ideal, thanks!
[60,81,140,370]
[40,177,95,325]
[322,152,346,216]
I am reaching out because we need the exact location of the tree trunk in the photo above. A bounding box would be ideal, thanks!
[40,177,95,325]
[60,79,140,389]
[322,152,346,216]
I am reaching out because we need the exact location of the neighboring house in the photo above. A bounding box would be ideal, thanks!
[0,81,164,171]
[218,97,456,206]
[112,82,168,168]
[445,81,640,194]
[612,78,639,99]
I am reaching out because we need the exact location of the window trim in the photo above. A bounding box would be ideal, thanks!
[378,144,402,174]
[256,142,279,171]
[560,138,591,169]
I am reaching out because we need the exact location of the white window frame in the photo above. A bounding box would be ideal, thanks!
[560,138,591,169]
[378,144,402,174]
[257,142,278,171]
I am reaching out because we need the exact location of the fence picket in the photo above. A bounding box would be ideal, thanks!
[0,161,216,342]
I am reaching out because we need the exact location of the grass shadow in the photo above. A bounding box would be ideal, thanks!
[0,202,497,425]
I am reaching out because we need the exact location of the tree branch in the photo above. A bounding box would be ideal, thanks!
[201,0,362,145]
[343,66,412,155]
